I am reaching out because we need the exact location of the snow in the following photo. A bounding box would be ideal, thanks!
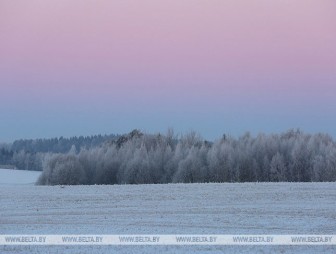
[0,168,41,185]
[0,169,335,253]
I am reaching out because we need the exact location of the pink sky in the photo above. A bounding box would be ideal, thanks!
[0,0,335,141]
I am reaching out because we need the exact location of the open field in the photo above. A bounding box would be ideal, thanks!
[0,169,335,253]
[0,168,41,185]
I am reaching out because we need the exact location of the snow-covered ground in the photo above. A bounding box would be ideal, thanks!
[0,168,335,253]
[0,168,41,185]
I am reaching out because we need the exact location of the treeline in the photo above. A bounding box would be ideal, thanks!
[0,134,118,171]
[37,129,336,185]
[0,147,44,171]
[11,134,118,153]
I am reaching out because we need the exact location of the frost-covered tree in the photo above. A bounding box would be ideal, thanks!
[36,129,336,185]
[37,154,87,185]
[270,153,287,181]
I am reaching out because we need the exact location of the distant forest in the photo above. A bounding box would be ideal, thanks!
[0,134,118,171]
[1,130,336,184]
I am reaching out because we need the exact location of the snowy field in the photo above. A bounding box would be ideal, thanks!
[0,168,41,185]
[0,168,335,253]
